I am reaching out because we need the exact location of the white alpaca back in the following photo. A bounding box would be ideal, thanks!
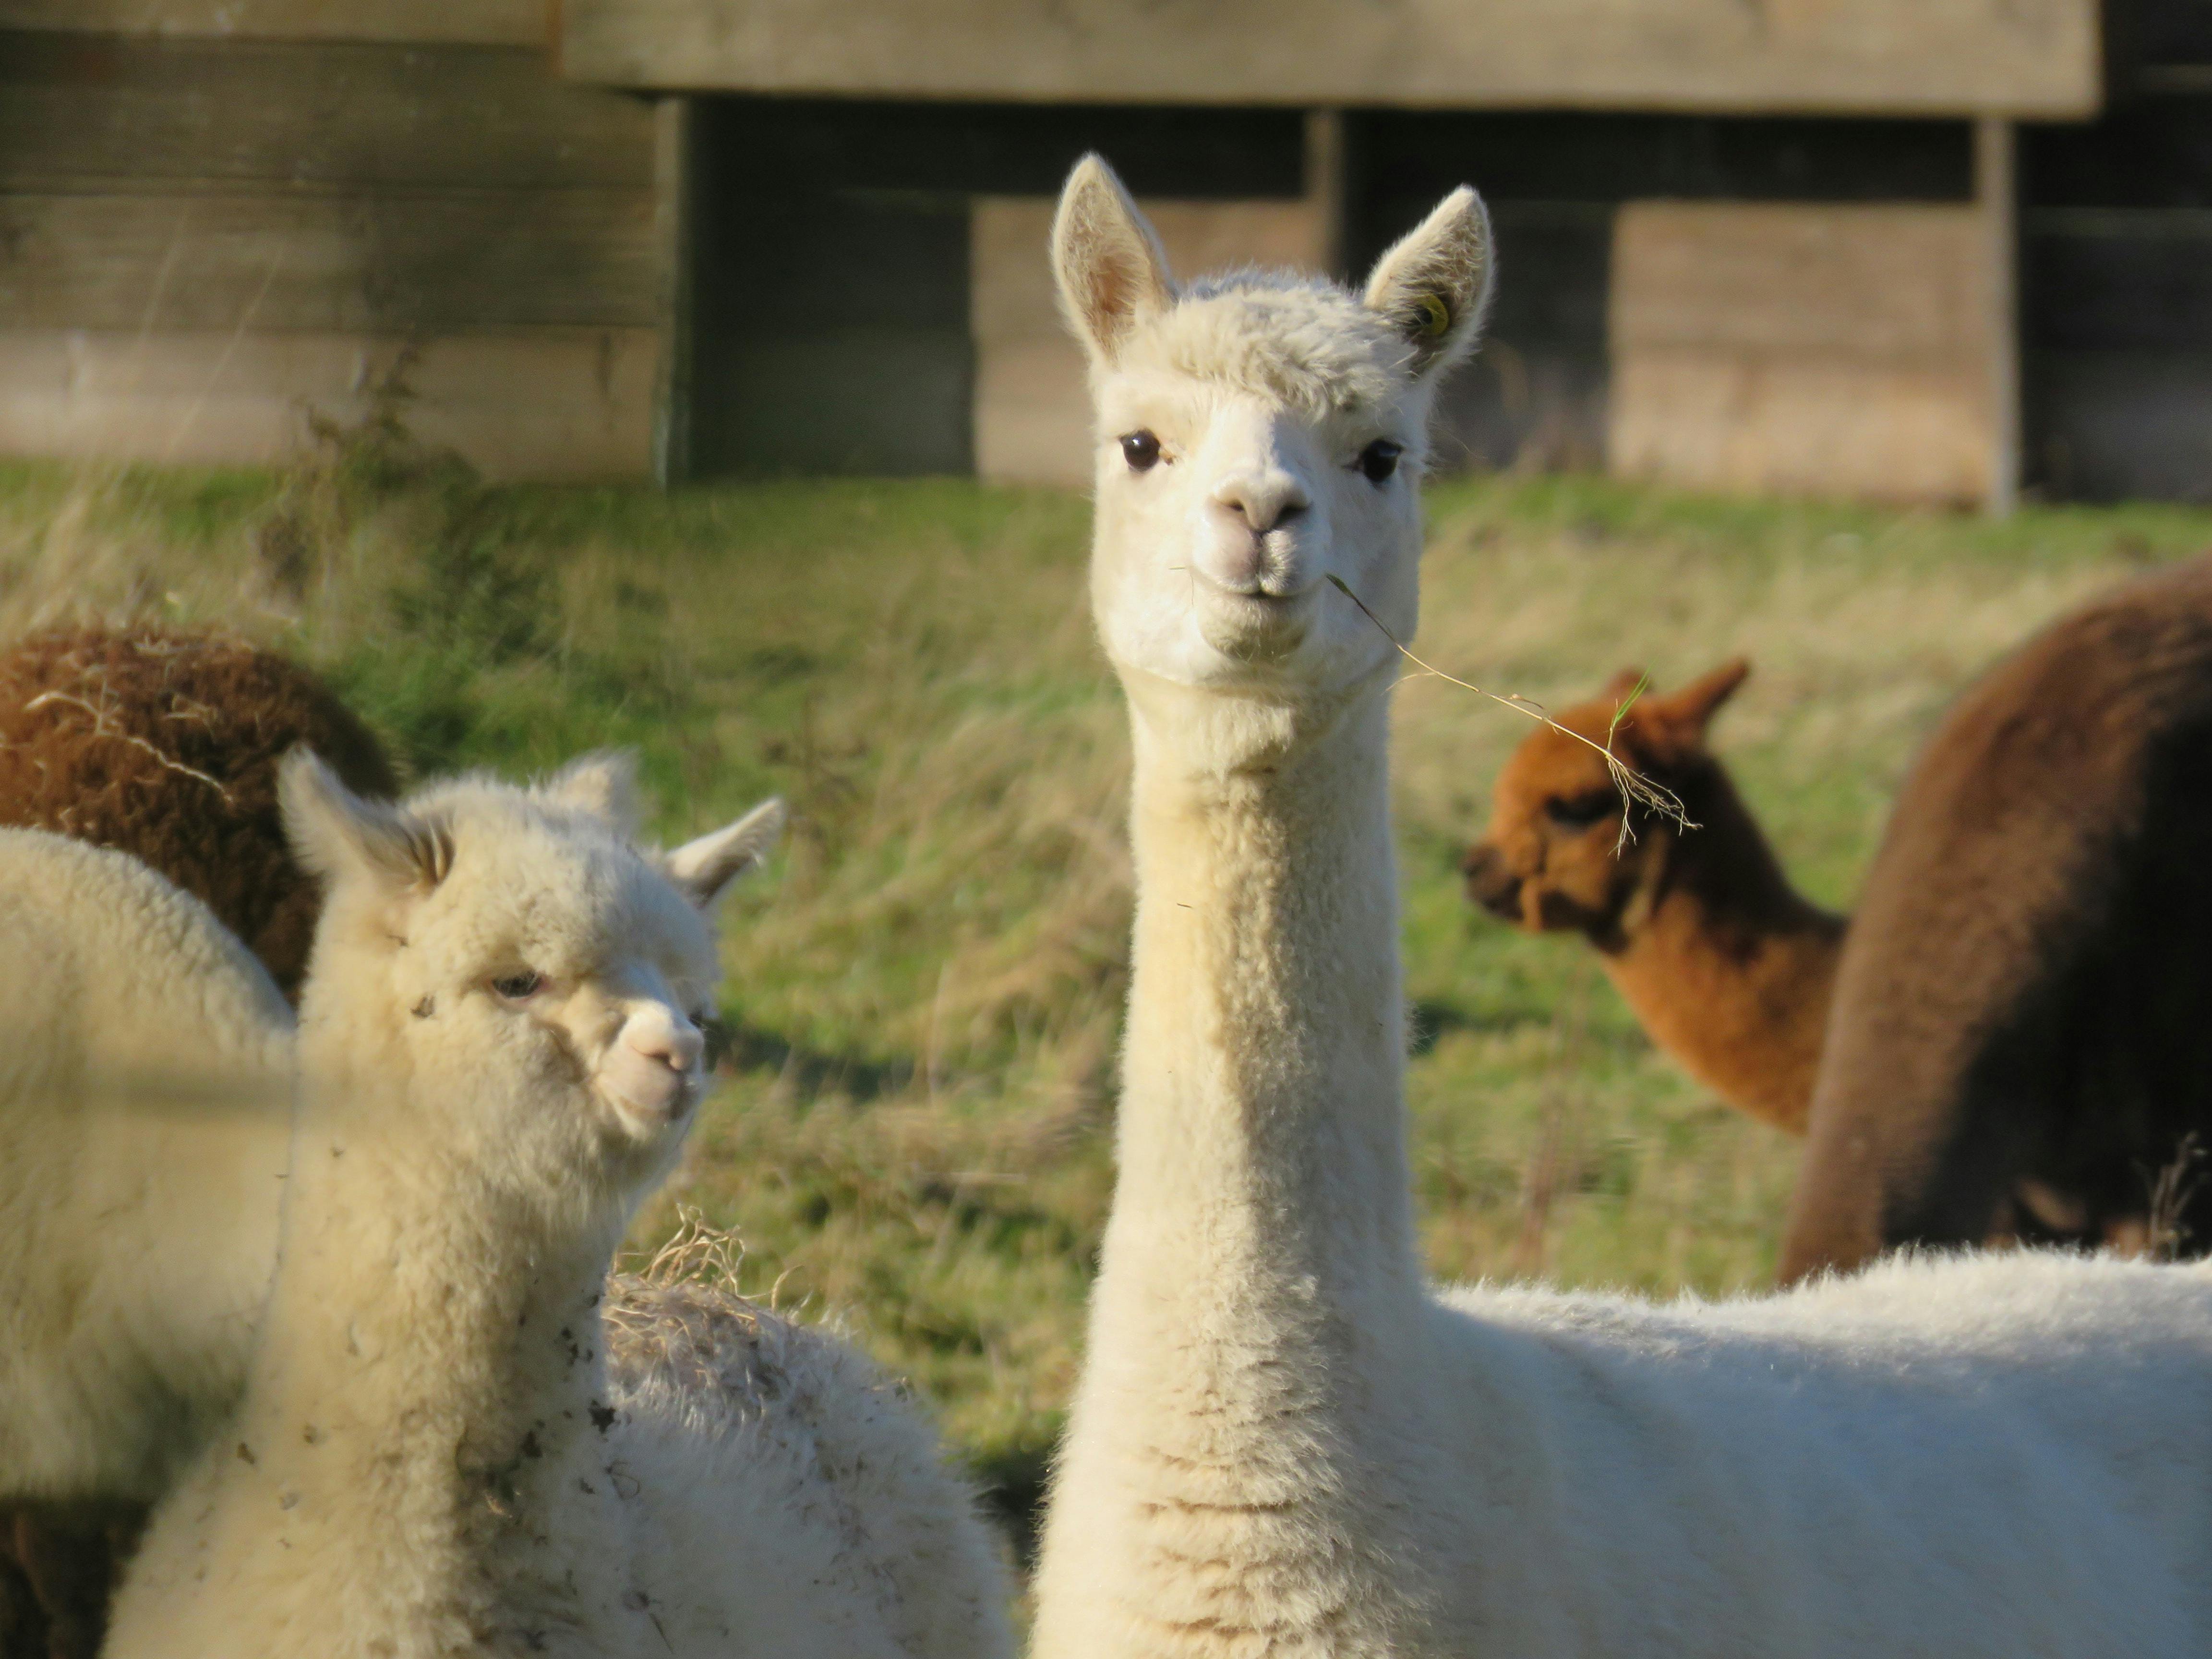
[610,1275,1014,1658]
[0,829,290,1503]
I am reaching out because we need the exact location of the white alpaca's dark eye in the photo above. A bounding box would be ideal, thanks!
[492,971,544,1001]
[1120,430,1162,472]
[1357,440,1403,484]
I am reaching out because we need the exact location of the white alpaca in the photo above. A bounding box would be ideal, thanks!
[0,829,293,1507]
[1029,154,2212,1659]
[89,755,1010,1659]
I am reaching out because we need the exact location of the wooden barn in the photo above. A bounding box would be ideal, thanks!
[5,1,2209,504]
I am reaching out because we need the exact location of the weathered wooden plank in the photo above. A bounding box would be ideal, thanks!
[0,190,655,331]
[1976,115,2019,514]
[974,338,1092,487]
[1611,202,1992,356]
[0,33,651,192]
[1608,201,1999,503]
[1610,346,1994,504]
[649,96,696,487]
[561,0,2101,118]
[0,326,654,481]
[0,1,543,45]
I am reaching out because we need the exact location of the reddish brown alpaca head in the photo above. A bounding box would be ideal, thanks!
[1463,660,1750,948]
[1462,660,1844,1136]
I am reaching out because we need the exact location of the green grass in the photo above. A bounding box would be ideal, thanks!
[5,448,2209,1542]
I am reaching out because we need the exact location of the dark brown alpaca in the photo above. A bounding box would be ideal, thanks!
[0,625,397,1659]
[1782,553,2212,1281]
[1462,661,1845,1136]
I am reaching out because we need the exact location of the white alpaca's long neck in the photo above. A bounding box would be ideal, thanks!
[220,1043,630,1649]
[1034,668,1442,1654]
[1095,669,1423,1450]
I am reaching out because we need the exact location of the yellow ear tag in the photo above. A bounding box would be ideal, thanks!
[1412,292,1453,339]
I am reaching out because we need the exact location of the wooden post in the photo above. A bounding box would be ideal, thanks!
[1976,114,2020,516]
[1305,108,1347,280]
[650,94,696,490]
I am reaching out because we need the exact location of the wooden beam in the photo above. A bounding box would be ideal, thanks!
[0,191,656,333]
[650,96,696,489]
[1304,110,1346,281]
[0,34,652,194]
[560,0,2102,119]
[1610,202,2003,506]
[1978,115,2021,516]
[0,327,655,480]
[1612,204,1991,357]
[0,1,545,45]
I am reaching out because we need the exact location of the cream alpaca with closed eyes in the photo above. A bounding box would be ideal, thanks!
[1031,153,2212,1659]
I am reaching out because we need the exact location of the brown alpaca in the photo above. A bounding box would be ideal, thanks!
[0,625,397,998]
[1782,553,2212,1281]
[0,625,397,1659]
[1461,660,1844,1135]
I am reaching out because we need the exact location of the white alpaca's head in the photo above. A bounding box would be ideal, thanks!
[1053,154,1493,707]
[280,749,784,1207]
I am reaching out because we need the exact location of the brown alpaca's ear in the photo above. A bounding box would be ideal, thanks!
[1644,658,1751,748]
[1053,154,1174,367]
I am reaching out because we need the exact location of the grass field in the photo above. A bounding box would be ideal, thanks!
[5,442,2209,1549]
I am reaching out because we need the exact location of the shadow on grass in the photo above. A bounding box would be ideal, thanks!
[968,1439,1057,1572]
[715,1022,916,1104]
[1409,996,1577,1056]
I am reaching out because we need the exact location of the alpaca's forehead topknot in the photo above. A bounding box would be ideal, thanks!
[401,783,713,973]
[1117,278,1408,416]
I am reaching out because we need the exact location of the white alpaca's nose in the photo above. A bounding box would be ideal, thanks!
[1209,469,1310,539]
[627,1010,703,1074]
[602,1003,704,1125]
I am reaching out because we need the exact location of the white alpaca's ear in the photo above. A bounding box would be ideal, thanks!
[541,749,641,836]
[661,797,786,912]
[1362,185,1495,379]
[280,748,454,894]
[1052,154,1174,366]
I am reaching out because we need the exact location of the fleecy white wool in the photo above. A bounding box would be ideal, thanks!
[1029,152,2212,1659]
[95,753,1010,1659]
[0,829,293,1506]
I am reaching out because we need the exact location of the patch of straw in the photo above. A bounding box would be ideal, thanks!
[1325,573,1692,848]
[2146,1133,2206,1263]
[21,687,235,804]
[617,1204,750,1297]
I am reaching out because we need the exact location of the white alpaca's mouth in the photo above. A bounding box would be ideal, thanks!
[1191,577,1318,661]
[600,1064,701,1138]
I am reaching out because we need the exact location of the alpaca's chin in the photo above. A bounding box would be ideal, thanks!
[600,1077,697,1144]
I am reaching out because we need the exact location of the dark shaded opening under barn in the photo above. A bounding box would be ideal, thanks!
[681,99,1305,479]
[668,95,2212,500]
[675,101,1989,484]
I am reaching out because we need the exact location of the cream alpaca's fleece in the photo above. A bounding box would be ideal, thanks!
[1030,154,2212,1659]
[93,757,1009,1659]
[0,829,291,1506]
